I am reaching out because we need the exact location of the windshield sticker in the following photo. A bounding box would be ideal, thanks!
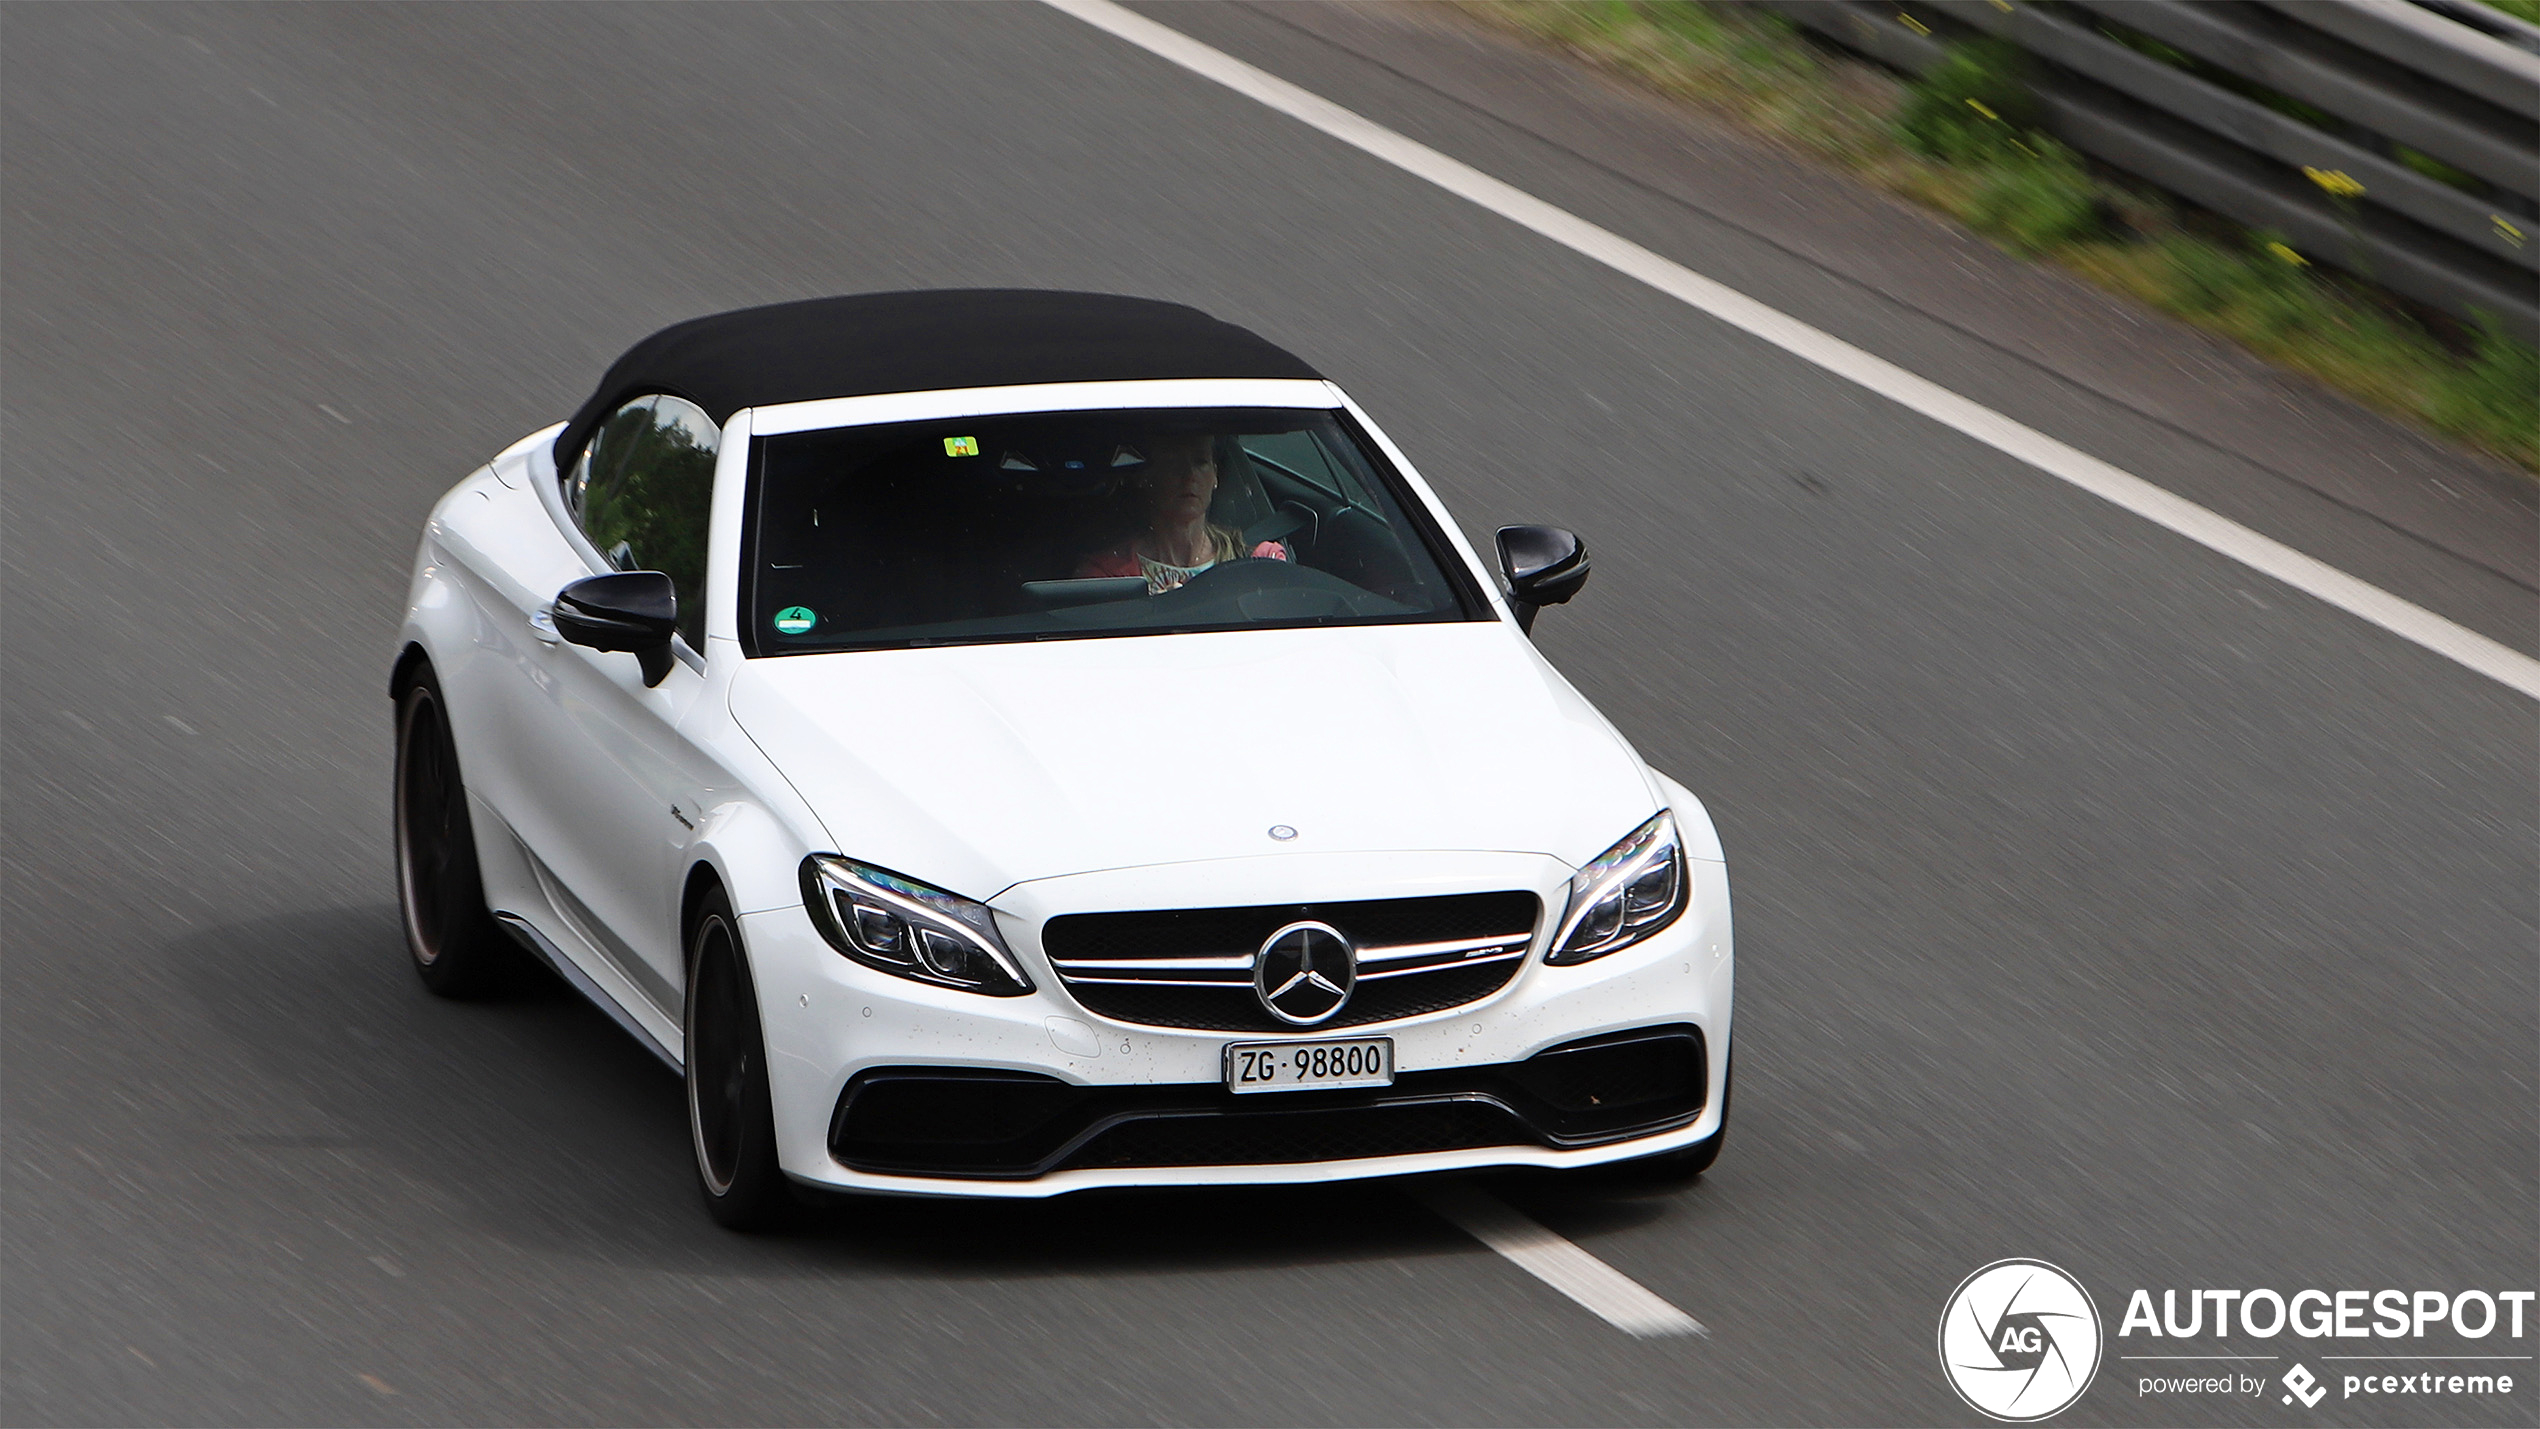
[773,606,817,635]
[943,435,979,457]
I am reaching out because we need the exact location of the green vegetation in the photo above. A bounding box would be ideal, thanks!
[1895,39,2039,161]
[2476,0,2540,25]
[2391,145,2479,192]
[2433,319,2540,456]
[1470,1,2538,472]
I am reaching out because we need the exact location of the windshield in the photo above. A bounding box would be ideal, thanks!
[744,407,1488,653]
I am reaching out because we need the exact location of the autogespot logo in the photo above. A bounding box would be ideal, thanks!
[1940,1260,2105,1421]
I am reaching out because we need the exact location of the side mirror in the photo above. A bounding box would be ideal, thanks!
[1496,525,1589,633]
[553,571,678,687]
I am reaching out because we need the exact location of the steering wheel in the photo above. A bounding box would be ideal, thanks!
[1167,555,1398,619]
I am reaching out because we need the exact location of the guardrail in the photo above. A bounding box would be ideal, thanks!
[1759,0,2540,343]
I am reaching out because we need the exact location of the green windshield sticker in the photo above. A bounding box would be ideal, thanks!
[943,435,979,457]
[773,606,817,636]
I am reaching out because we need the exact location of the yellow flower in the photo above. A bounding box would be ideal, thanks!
[1965,98,2000,122]
[2302,166,2366,199]
[2265,242,2309,267]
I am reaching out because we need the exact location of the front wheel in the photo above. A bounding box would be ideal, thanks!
[394,666,510,997]
[686,892,787,1230]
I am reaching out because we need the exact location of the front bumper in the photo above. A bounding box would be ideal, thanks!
[744,850,1732,1198]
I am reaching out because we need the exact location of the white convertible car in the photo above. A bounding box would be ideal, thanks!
[394,291,1732,1226]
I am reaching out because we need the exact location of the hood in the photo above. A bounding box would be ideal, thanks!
[729,622,1659,900]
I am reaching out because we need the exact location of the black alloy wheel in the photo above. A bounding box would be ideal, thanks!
[394,667,508,997]
[685,892,786,1229]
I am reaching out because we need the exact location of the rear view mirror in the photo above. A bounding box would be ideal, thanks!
[554,571,677,686]
[1022,577,1149,609]
[1496,525,1589,633]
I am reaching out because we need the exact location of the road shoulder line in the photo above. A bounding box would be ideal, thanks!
[1046,0,2540,702]
[1417,1182,1706,1338]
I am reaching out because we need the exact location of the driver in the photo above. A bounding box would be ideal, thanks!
[1074,433,1288,593]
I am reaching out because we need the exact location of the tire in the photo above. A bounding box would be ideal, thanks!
[394,665,510,998]
[685,891,788,1230]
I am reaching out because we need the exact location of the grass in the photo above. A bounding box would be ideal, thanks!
[1465,1,2539,473]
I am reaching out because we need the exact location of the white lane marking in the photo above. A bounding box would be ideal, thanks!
[1045,0,2540,702]
[1417,1182,1705,1338]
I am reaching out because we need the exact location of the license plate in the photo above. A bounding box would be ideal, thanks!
[1224,1037,1394,1094]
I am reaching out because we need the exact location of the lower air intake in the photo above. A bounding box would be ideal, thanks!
[827,1025,1706,1179]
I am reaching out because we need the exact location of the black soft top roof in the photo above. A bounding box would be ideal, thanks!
[554,290,1322,466]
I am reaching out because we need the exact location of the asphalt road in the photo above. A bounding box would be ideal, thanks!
[4,5,2532,1425]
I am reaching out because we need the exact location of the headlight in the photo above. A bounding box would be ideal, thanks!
[1547,811,1686,965]
[798,855,1033,996]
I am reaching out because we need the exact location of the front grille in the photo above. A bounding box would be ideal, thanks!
[828,1025,1706,1179]
[1043,891,1540,1032]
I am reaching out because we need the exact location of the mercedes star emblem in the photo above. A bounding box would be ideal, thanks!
[1254,920,1356,1026]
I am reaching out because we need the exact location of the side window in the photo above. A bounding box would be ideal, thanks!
[571,395,719,650]
[1309,427,1388,515]
[566,398,650,524]
[1240,430,1380,512]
